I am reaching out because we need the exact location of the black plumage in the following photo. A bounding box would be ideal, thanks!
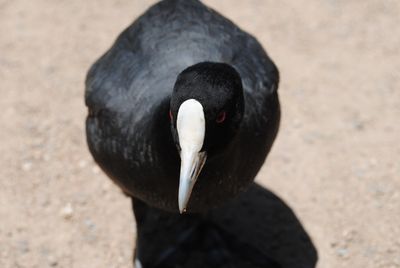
[83,0,313,267]
[86,0,279,212]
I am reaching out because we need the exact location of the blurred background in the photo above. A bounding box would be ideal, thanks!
[1,0,399,267]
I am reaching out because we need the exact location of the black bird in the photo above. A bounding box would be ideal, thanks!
[85,0,286,267]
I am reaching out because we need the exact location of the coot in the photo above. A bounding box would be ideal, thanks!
[86,0,282,266]
[86,0,280,213]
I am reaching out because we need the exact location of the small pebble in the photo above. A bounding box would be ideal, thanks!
[78,160,87,168]
[84,219,96,230]
[21,162,33,171]
[353,120,365,131]
[60,203,74,219]
[337,247,349,258]
[102,182,111,193]
[343,229,357,243]
[293,119,302,128]
[17,240,29,254]
[92,166,100,174]
[48,255,58,267]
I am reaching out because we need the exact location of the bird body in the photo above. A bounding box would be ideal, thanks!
[86,0,280,212]
[84,0,297,267]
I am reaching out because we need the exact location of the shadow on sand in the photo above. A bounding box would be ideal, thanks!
[133,183,318,268]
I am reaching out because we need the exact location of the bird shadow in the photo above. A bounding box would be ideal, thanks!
[208,183,318,268]
[133,183,318,268]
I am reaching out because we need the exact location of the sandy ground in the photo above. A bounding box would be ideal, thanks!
[1,0,400,267]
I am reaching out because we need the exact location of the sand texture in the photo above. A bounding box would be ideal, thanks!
[1,0,399,267]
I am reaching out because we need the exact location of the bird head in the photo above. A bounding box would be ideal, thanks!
[169,62,244,213]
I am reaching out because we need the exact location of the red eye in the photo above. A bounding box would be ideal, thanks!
[169,110,173,121]
[216,111,226,123]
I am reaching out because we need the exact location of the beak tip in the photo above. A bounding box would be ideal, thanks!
[178,197,188,214]
[179,207,186,214]
[178,174,192,215]
[177,151,207,215]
